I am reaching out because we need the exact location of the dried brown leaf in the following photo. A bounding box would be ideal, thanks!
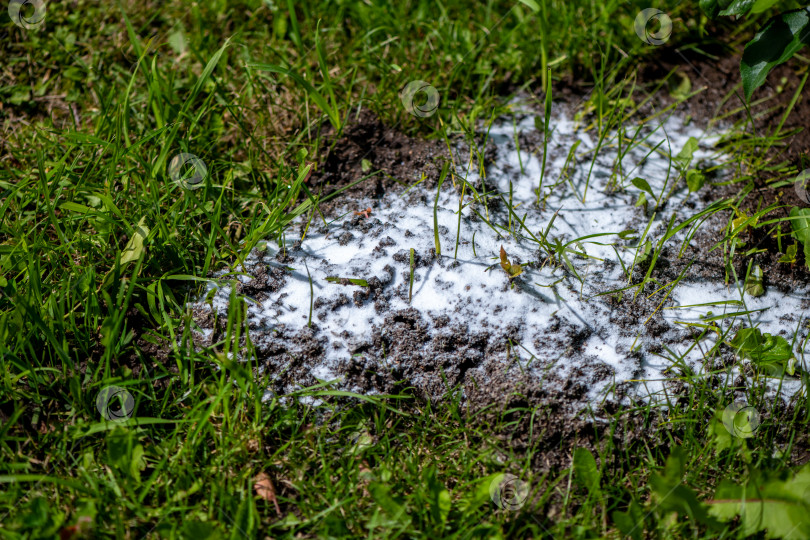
[254,471,282,516]
[499,245,523,278]
[499,245,509,271]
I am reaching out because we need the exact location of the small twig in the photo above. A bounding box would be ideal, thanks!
[32,94,67,101]
[70,103,80,126]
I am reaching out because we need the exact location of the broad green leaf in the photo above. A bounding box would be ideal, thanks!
[708,465,810,539]
[59,201,93,214]
[457,474,501,512]
[779,242,798,263]
[674,137,699,170]
[612,501,644,540]
[272,10,288,39]
[700,0,734,18]
[732,210,757,235]
[636,239,653,265]
[22,497,49,529]
[751,0,780,14]
[686,169,706,192]
[744,263,764,297]
[517,0,541,13]
[729,327,797,376]
[230,496,255,540]
[573,447,601,497]
[660,446,685,484]
[425,468,451,525]
[719,0,756,16]
[106,427,145,483]
[708,408,736,452]
[669,71,692,100]
[369,482,411,527]
[722,402,761,438]
[701,0,773,18]
[168,29,187,54]
[436,489,451,524]
[120,216,149,265]
[106,427,131,469]
[347,429,373,456]
[741,8,810,101]
[182,520,223,540]
[631,177,654,197]
[649,447,717,526]
[790,206,810,268]
[129,442,146,481]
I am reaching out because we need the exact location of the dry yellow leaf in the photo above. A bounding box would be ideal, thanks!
[499,246,523,278]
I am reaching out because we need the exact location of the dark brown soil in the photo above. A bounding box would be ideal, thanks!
[634,46,810,289]
[311,110,448,216]
[636,45,810,164]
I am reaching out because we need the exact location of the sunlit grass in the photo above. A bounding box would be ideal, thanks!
[1,0,808,537]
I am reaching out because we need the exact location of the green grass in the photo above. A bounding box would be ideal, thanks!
[2,0,810,537]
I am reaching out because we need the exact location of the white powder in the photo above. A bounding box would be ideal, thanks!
[191,106,809,406]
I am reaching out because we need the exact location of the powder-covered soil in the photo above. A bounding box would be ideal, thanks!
[189,104,809,422]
